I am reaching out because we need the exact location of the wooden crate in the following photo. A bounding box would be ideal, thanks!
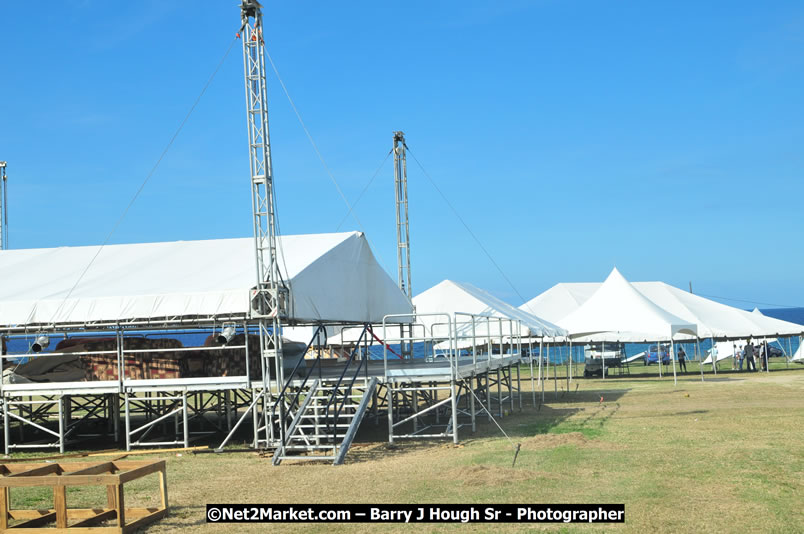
[0,460,168,533]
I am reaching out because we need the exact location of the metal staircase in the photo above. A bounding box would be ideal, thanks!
[272,377,377,465]
[270,325,378,465]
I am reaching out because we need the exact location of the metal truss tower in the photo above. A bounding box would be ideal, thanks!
[393,132,413,358]
[0,161,7,250]
[393,132,412,300]
[239,0,287,445]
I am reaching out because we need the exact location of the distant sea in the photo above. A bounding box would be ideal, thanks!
[759,307,804,325]
[5,308,803,364]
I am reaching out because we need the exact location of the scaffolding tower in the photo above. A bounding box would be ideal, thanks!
[392,132,413,358]
[239,0,287,447]
[0,161,7,249]
[393,132,412,299]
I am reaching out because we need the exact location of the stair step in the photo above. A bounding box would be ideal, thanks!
[276,455,335,461]
[299,412,357,418]
[284,444,337,450]
[292,431,344,436]
[296,424,351,428]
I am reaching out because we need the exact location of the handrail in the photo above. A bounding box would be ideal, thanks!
[328,346,368,435]
[270,325,325,442]
[322,326,370,441]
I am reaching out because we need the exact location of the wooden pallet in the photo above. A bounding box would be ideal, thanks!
[0,460,168,533]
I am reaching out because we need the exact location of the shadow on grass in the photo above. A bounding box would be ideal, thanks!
[140,505,206,531]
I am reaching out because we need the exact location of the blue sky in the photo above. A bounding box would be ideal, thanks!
[1,1,803,308]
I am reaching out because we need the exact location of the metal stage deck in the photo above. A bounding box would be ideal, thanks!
[284,354,523,385]
[0,353,526,461]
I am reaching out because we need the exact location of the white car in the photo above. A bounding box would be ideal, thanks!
[583,343,625,377]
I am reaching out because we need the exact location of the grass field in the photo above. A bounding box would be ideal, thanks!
[5,364,804,533]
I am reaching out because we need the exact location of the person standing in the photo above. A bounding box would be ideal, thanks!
[677,345,687,373]
[745,340,756,372]
[737,345,744,371]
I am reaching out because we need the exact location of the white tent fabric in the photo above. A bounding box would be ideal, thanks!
[523,281,803,340]
[519,283,599,324]
[625,351,646,363]
[792,344,803,362]
[702,338,780,364]
[327,279,566,345]
[703,341,745,364]
[0,232,413,327]
[559,268,698,341]
[747,307,803,337]
[413,280,566,338]
[631,283,762,339]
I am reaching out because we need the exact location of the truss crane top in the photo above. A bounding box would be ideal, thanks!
[393,132,412,301]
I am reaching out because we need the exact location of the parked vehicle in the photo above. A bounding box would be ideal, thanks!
[761,345,784,358]
[583,342,625,377]
[644,344,671,365]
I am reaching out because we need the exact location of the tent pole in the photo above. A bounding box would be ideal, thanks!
[529,338,535,406]
[602,339,606,380]
[658,339,662,378]
[567,339,572,387]
[670,337,677,386]
[697,338,704,382]
[790,336,795,368]
[787,336,792,368]
[539,338,544,404]
[711,337,717,375]
[764,336,769,373]
[551,340,557,399]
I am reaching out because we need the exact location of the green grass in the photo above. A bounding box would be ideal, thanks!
[3,366,804,532]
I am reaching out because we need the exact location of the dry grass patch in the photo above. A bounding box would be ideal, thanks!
[5,368,804,533]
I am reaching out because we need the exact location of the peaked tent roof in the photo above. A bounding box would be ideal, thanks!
[412,280,567,338]
[327,279,566,345]
[630,283,763,339]
[519,283,599,324]
[559,268,698,341]
[746,307,803,337]
[523,281,803,339]
[0,231,413,327]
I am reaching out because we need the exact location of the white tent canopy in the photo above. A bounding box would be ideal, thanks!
[793,344,804,362]
[327,279,566,345]
[413,280,566,338]
[559,268,698,341]
[0,231,413,328]
[523,280,803,340]
[747,307,803,337]
[519,283,599,324]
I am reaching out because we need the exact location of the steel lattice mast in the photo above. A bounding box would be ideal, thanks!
[393,132,412,299]
[393,132,413,358]
[239,0,286,445]
[0,161,7,250]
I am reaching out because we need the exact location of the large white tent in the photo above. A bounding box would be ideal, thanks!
[519,283,599,324]
[0,231,413,328]
[327,279,566,345]
[747,307,804,338]
[559,268,698,341]
[413,280,566,338]
[523,280,803,340]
